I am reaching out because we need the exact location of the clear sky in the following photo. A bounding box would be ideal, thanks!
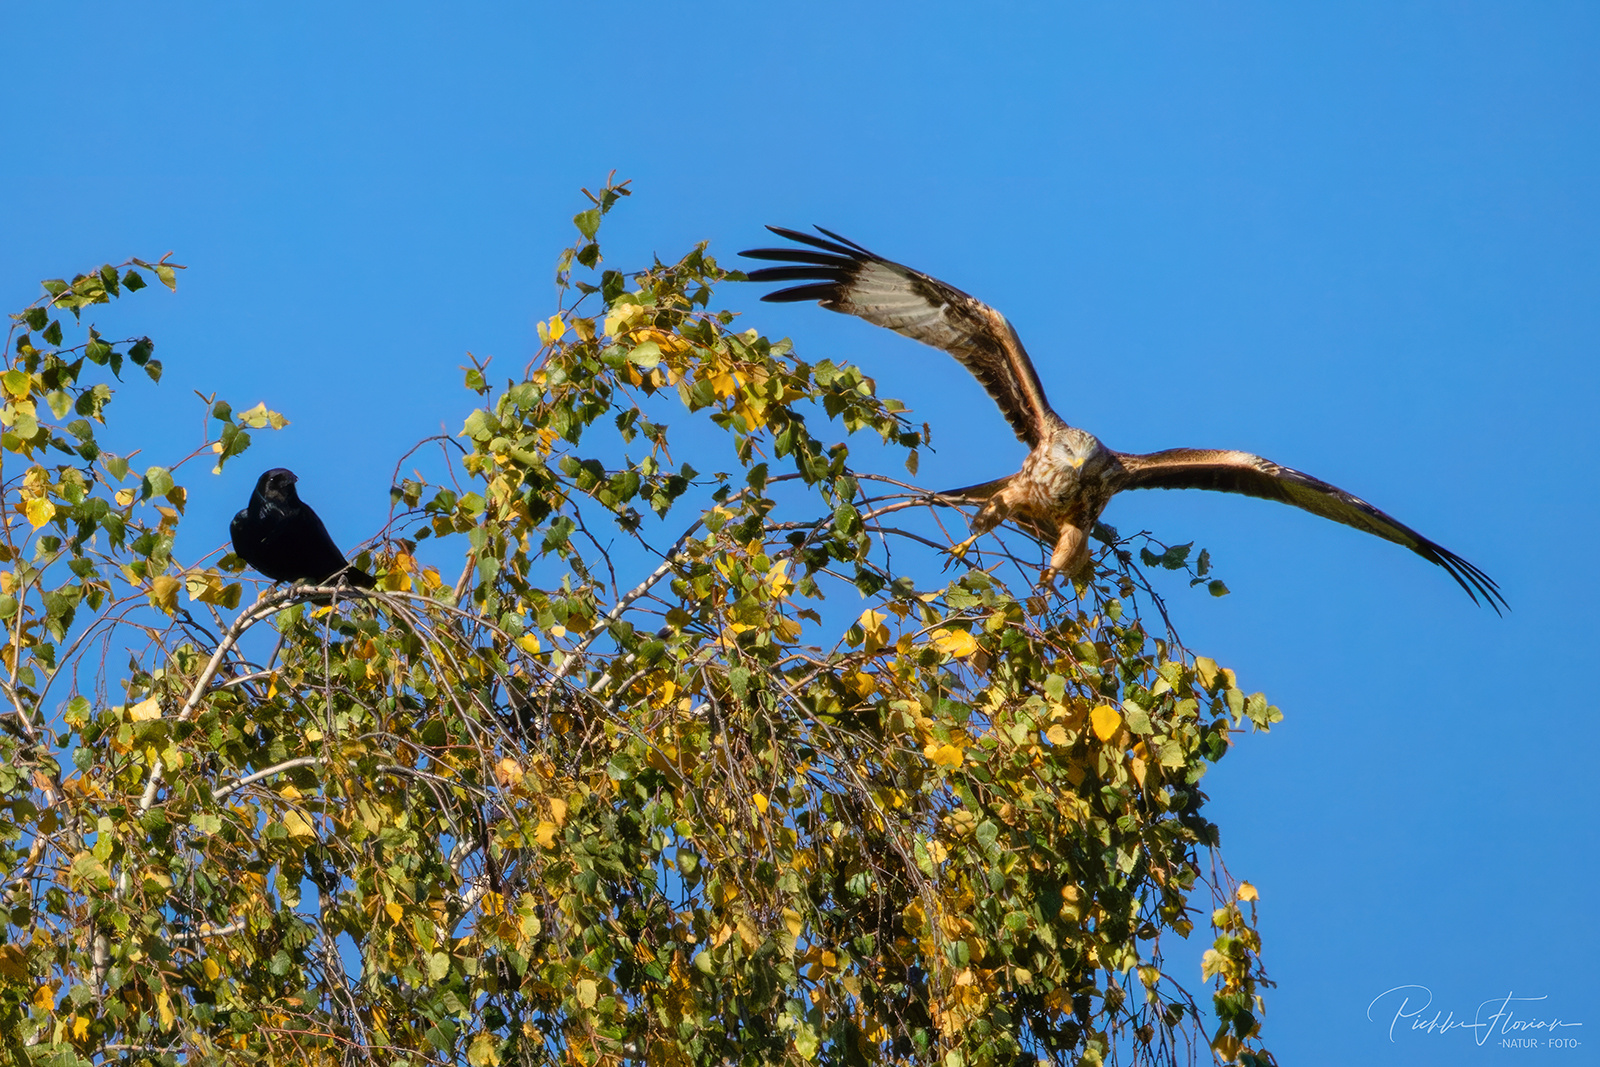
[5,3,1597,1062]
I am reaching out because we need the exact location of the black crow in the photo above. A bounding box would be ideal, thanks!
[230,468,375,588]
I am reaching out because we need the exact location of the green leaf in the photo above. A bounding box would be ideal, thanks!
[1161,542,1193,569]
[1123,703,1153,735]
[143,466,175,498]
[573,208,601,241]
[626,341,661,369]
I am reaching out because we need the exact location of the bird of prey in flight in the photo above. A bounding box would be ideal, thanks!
[231,468,375,589]
[741,227,1504,611]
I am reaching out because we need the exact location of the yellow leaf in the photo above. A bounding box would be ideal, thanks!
[1194,656,1219,689]
[517,633,542,653]
[203,957,220,981]
[844,671,878,700]
[820,949,837,969]
[128,697,161,722]
[752,792,769,814]
[783,908,803,938]
[604,304,644,338]
[1090,705,1122,741]
[495,758,524,789]
[1045,724,1069,746]
[379,566,412,593]
[24,497,54,528]
[281,811,316,839]
[32,981,54,1012]
[922,742,964,769]
[148,574,180,614]
[238,402,290,430]
[385,901,404,923]
[930,628,978,658]
[1129,755,1147,787]
[767,559,792,597]
[536,316,567,345]
[535,820,558,848]
[858,608,891,653]
[925,839,948,864]
[575,978,597,1008]
[157,988,174,1028]
[1237,882,1259,902]
[548,797,568,826]
[71,1015,90,1041]
[468,1031,503,1067]
[114,488,136,507]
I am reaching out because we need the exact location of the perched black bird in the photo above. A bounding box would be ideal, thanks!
[230,468,375,588]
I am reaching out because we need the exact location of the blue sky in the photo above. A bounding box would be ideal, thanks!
[5,3,1597,1062]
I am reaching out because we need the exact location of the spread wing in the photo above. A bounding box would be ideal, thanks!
[1115,448,1505,611]
[741,226,1057,447]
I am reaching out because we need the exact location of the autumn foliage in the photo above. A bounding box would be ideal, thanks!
[1,180,1278,1066]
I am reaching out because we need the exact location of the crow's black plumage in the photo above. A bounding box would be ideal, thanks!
[230,468,375,588]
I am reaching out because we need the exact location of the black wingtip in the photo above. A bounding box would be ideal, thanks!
[1425,544,1508,615]
[741,226,873,305]
[811,225,876,256]
[746,225,874,261]
[758,283,843,304]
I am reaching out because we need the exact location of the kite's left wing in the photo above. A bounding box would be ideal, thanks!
[742,226,1058,448]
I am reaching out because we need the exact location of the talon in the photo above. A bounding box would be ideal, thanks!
[949,533,981,559]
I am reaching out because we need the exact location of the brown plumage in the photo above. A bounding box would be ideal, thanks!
[742,226,1505,612]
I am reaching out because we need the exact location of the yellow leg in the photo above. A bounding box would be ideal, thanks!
[948,532,982,559]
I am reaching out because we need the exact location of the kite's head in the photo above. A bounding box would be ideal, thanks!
[1053,426,1105,471]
